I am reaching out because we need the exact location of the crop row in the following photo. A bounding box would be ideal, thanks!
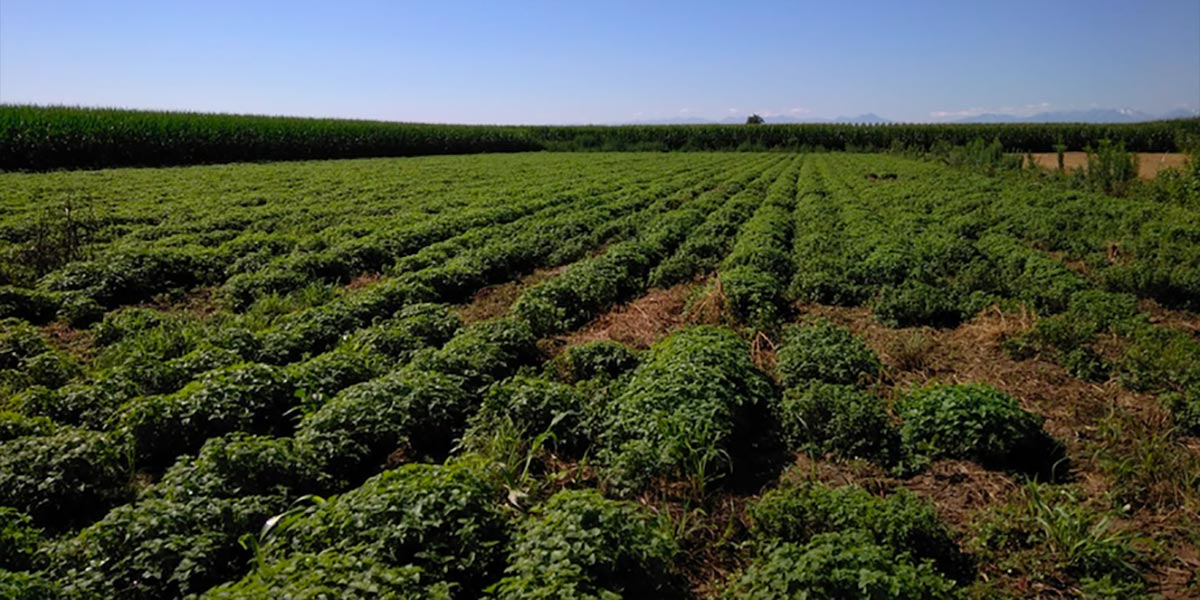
[4,105,1199,171]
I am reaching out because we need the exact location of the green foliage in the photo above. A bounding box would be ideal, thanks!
[776,381,900,464]
[0,570,58,600]
[341,302,461,359]
[296,368,471,481]
[726,530,960,600]
[550,341,639,384]
[1003,290,1144,381]
[200,550,453,600]
[972,484,1146,595]
[466,375,592,455]
[873,282,969,328]
[1085,139,1139,196]
[775,320,882,388]
[12,376,136,429]
[263,460,509,596]
[1165,384,1200,436]
[896,384,1064,478]
[40,246,219,310]
[287,347,390,413]
[151,434,331,501]
[410,318,539,391]
[119,362,296,470]
[721,266,785,327]
[1117,325,1200,394]
[0,286,58,324]
[6,105,1192,171]
[600,326,779,493]
[0,411,55,441]
[0,428,131,530]
[0,507,42,571]
[749,480,970,582]
[49,495,282,600]
[0,319,80,400]
[0,104,542,170]
[492,489,681,600]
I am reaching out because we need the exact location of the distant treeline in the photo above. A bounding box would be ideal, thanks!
[3,105,1199,171]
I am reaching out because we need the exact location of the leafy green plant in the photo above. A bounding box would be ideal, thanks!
[296,368,471,481]
[200,550,453,600]
[0,428,132,530]
[749,480,970,582]
[260,459,509,596]
[410,317,539,391]
[286,347,390,413]
[600,326,780,494]
[1085,139,1139,196]
[465,375,592,456]
[491,489,682,599]
[119,362,297,470]
[972,483,1146,595]
[49,494,284,600]
[774,320,882,388]
[896,383,1064,478]
[151,434,331,501]
[549,340,639,384]
[726,530,960,600]
[0,570,58,600]
[776,381,900,464]
[873,281,967,328]
[0,411,55,442]
[0,507,42,571]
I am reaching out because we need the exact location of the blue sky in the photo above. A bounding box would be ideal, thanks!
[1,0,1197,124]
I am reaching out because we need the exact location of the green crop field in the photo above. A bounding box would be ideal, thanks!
[2,149,1199,598]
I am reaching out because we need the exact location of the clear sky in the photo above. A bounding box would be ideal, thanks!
[1,0,1197,124]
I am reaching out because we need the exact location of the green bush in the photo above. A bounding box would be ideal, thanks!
[119,363,296,470]
[0,319,80,398]
[775,320,881,388]
[410,318,538,391]
[200,550,452,600]
[972,484,1145,595]
[873,282,967,328]
[721,266,785,327]
[13,377,136,429]
[726,530,960,600]
[600,326,779,493]
[296,368,471,482]
[896,384,1064,477]
[0,411,55,442]
[1085,139,1139,196]
[287,347,390,413]
[1117,326,1200,394]
[550,340,639,384]
[0,571,58,600]
[342,302,461,359]
[1165,384,1200,436]
[749,480,970,582]
[466,375,592,455]
[151,434,331,501]
[0,286,58,324]
[49,495,281,600]
[40,246,218,309]
[264,460,508,596]
[492,489,681,599]
[776,381,900,464]
[0,507,42,571]
[0,428,132,530]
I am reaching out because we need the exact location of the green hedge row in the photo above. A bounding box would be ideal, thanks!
[5,105,1197,171]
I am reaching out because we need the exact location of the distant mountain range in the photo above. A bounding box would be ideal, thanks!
[618,108,1198,126]
[622,113,891,125]
[953,108,1200,124]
